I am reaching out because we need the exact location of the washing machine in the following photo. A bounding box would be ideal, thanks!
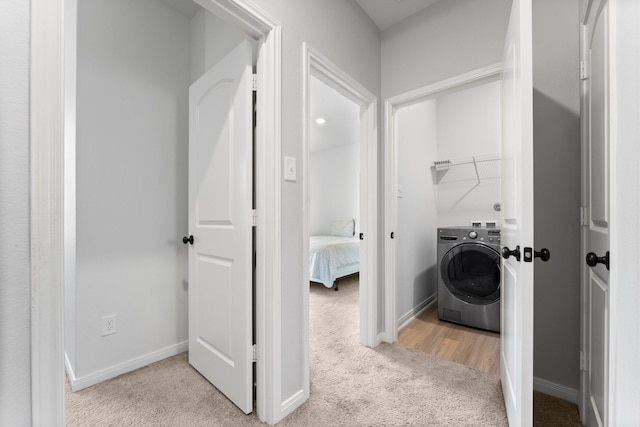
[437,226,501,332]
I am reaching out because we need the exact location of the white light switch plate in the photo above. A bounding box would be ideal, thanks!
[284,156,296,182]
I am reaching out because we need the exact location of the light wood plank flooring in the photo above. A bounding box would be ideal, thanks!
[397,301,500,375]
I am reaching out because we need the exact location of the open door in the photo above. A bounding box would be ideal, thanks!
[581,1,610,425]
[186,40,254,414]
[500,0,534,425]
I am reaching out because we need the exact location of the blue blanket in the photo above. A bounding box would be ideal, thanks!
[309,236,360,288]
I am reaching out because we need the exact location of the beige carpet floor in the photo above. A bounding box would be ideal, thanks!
[66,276,511,426]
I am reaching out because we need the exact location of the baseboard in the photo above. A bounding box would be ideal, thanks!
[66,340,188,392]
[64,352,77,385]
[397,294,437,331]
[280,389,306,420]
[533,376,579,404]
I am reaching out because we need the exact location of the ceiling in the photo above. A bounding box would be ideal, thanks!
[355,0,441,31]
[310,76,360,153]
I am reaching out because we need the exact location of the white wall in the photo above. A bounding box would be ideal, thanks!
[70,0,191,383]
[532,0,581,395]
[0,0,31,423]
[381,0,511,99]
[310,144,360,236]
[252,0,381,407]
[395,100,439,325]
[435,80,502,226]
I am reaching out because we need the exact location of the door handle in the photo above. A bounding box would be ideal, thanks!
[182,235,194,245]
[586,251,609,270]
[501,245,521,262]
[523,247,550,262]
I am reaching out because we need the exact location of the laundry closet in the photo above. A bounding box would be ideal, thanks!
[394,77,502,333]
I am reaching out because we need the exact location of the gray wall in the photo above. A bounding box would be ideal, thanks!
[395,100,439,326]
[71,0,191,382]
[381,0,511,100]
[532,0,581,394]
[0,0,31,424]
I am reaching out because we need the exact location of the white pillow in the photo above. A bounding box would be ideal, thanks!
[330,219,354,237]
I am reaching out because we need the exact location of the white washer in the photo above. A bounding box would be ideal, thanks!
[437,226,501,332]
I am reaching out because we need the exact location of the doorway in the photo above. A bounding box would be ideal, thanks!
[302,44,378,398]
[383,64,503,343]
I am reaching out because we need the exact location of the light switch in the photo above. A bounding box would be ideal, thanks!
[284,156,296,182]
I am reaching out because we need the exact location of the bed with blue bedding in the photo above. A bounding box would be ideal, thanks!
[309,232,360,290]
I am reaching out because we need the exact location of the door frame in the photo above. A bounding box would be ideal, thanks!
[302,44,379,364]
[30,0,283,424]
[579,0,640,424]
[382,63,502,342]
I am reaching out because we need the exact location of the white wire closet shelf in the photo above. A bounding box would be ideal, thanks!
[432,153,501,184]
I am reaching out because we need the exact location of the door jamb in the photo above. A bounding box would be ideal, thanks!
[302,43,379,369]
[382,63,502,343]
[30,0,283,424]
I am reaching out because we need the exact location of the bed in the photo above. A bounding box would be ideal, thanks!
[309,219,360,290]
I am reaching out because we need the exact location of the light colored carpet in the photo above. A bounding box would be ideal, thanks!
[66,276,509,426]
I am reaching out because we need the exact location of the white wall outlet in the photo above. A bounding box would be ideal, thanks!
[101,314,117,337]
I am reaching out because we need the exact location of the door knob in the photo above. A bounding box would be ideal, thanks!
[586,251,609,270]
[523,247,550,262]
[182,235,194,245]
[501,245,521,262]
[534,248,551,261]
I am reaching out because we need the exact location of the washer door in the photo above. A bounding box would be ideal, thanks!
[441,243,501,304]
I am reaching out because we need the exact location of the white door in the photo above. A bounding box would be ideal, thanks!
[581,1,611,425]
[187,40,254,414]
[499,0,534,425]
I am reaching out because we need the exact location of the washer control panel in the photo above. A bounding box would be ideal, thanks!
[439,227,501,245]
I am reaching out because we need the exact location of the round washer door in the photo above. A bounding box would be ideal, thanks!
[440,243,501,304]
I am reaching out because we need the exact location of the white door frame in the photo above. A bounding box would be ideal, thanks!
[302,43,379,368]
[382,64,502,342]
[30,0,283,424]
[579,0,640,424]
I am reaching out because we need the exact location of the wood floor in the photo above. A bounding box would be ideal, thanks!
[397,301,500,375]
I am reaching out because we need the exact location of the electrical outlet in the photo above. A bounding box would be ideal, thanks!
[101,314,117,337]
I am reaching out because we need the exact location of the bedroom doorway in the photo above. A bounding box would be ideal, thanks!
[302,43,378,397]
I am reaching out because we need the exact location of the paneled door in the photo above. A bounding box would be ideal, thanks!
[187,40,254,414]
[582,1,611,425]
[499,0,534,425]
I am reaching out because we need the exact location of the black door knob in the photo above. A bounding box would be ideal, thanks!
[534,248,551,261]
[182,235,194,245]
[502,245,521,262]
[586,251,609,270]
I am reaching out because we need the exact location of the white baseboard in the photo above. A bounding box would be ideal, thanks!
[397,294,437,331]
[280,389,306,421]
[533,376,579,404]
[66,340,188,392]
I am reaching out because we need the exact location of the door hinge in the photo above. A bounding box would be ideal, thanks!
[252,74,258,91]
[580,206,589,226]
[580,351,586,371]
[252,344,257,363]
[251,209,257,227]
[580,60,588,80]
